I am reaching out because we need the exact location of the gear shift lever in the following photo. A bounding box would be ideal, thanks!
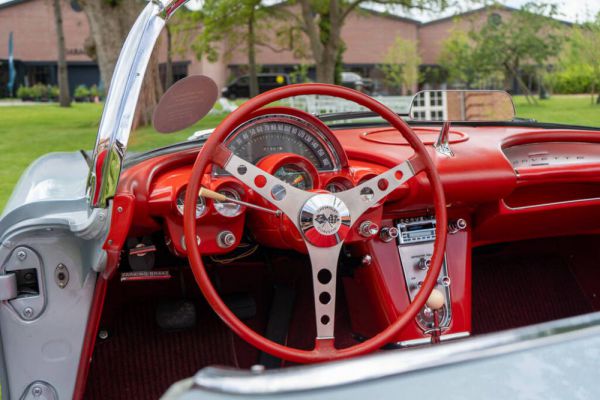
[425,289,445,344]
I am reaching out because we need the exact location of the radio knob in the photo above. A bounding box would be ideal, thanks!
[417,257,431,270]
[379,226,399,242]
[359,221,379,238]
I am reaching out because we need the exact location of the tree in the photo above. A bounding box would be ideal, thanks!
[470,2,565,104]
[380,36,421,94]
[190,0,300,98]
[295,0,449,84]
[52,0,70,107]
[568,15,600,103]
[440,28,479,88]
[79,0,162,127]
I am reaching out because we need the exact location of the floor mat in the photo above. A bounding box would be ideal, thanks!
[472,246,594,334]
[84,300,236,400]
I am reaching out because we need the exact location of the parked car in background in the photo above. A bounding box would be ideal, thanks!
[341,71,374,94]
[222,73,290,99]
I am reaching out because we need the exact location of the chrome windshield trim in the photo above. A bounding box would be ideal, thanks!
[193,312,600,395]
[86,0,189,208]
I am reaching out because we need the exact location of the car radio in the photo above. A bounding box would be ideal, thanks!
[396,216,452,332]
[397,216,437,244]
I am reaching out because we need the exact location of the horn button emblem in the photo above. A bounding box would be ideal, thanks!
[300,194,351,247]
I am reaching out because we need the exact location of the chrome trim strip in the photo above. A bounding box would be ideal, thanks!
[396,331,469,347]
[193,312,600,395]
[86,0,189,208]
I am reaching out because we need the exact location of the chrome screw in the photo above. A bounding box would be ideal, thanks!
[31,385,43,397]
[17,250,27,260]
[117,206,123,213]
[23,307,34,319]
[98,330,109,340]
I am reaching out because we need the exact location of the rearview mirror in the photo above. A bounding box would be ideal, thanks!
[409,90,515,122]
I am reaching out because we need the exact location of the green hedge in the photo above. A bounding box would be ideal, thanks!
[545,65,597,94]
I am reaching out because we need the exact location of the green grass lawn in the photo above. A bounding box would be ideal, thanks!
[1,94,599,212]
[0,103,226,211]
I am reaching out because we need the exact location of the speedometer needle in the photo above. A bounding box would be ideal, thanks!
[199,187,282,216]
[292,175,305,186]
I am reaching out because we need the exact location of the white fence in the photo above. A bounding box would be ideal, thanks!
[282,95,413,115]
[209,95,414,119]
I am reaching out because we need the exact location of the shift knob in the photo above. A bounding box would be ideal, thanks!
[426,289,445,311]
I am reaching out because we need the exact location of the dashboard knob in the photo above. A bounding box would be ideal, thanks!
[358,221,379,238]
[417,257,431,270]
[217,231,236,248]
[379,226,399,242]
[448,218,467,234]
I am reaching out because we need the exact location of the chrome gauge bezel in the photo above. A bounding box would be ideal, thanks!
[176,187,207,219]
[213,113,342,176]
[214,188,243,218]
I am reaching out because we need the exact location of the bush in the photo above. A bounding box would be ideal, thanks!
[74,85,90,100]
[30,83,48,100]
[16,86,33,100]
[545,65,596,94]
[48,85,60,99]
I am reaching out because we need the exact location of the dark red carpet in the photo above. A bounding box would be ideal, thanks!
[84,299,236,400]
[471,243,594,334]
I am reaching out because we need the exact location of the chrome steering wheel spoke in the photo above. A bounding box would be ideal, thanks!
[222,153,313,227]
[337,160,417,222]
[307,243,343,340]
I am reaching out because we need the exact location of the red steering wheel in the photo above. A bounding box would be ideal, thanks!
[184,84,447,363]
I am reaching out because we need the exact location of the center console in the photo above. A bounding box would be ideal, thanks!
[343,213,472,346]
[397,216,452,332]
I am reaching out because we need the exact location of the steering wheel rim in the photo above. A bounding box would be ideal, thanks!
[184,83,447,363]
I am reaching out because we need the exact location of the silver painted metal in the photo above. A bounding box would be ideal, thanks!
[0,273,17,301]
[54,263,69,289]
[193,312,600,395]
[86,0,191,208]
[3,246,46,321]
[21,381,57,400]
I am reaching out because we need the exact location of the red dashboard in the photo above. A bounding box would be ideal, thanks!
[113,108,600,344]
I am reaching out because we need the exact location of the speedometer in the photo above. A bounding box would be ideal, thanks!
[224,114,339,172]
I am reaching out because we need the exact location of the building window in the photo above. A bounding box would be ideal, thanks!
[27,65,53,85]
[488,13,502,26]
[70,0,83,12]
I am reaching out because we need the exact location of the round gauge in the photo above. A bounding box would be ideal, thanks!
[274,164,314,190]
[325,179,352,193]
[176,188,206,219]
[225,115,338,171]
[214,188,243,217]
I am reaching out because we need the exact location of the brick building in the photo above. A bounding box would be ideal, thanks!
[0,0,546,96]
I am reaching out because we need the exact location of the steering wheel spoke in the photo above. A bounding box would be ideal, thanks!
[221,152,313,226]
[307,243,343,340]
[337,158,420,221]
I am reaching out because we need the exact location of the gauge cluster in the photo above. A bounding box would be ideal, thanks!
[148,110,390,257]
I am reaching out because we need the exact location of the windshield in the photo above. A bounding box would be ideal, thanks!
[124,2,600,154]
